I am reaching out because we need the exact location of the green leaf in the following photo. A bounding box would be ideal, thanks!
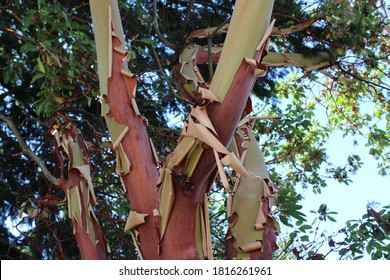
[20,42,37,53]
[30,73,45,84]
[328,216,337,222]
[280,215,291,226]
[286,20,295,26]
[372,228,386,241]
[128,49,137,60]
[299,224,312,232]
[374,251,383,259]
[289,210,307,222]
[289,232,297,240]
[87,97,92,107]
[301,120,311,128]
[300,235,309,242]
[3,69,11,84]
[139,38,157,45]
[23,10,36,29]
[137,46,148,56]
[366,243,372,255]
[339,248,348,256]
[37,57,45,73]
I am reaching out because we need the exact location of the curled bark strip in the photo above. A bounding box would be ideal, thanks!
[185,23,229,42]
[158,169,175,239]
[160,0,276,259]
[124,211,149,232]
[172,46,210,105]
[261,197,278,260]
[239,241,263,253]
[195,196,213,259]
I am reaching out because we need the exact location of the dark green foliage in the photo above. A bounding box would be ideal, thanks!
[336,205,390,260]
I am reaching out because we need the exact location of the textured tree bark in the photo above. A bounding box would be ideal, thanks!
[159,0,275,259]
[90,0,161,259]
[90,0,276,260]
[225,121,279,260]
[107,35,161,259]
[60,175,109,260]
[52,125,109,260]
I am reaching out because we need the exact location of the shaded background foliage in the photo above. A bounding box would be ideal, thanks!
[0,0,389,259]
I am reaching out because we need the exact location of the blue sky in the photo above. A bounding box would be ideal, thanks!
[302,131,390,222]
[298,129,389,259]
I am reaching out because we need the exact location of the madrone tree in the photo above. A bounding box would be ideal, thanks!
[0,0,389,260]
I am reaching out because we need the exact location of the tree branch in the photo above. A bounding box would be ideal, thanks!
[263,52,332,70]
[152,0,178,50]
[0,113,58,185]
[180,0,195,39]
[150,45,191,104]
[271,18,318,36]
[338,65,390,92]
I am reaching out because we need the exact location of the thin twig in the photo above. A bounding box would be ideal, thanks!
[338,65,390,92]
[150,45,192,104]
[152,0,178,50]
[207,36,213,82]
[180,0,195,38]
[0,27,29,42]
[0,113,58,185]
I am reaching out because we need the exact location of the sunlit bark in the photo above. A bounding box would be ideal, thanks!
[159,0,275,259]
[90,0,161,259]
[90,0,277,260]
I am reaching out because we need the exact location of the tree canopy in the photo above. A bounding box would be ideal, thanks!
[0,0,389,260]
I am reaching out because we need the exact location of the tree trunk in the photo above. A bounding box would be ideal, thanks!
[90,0,161,259]
[159,0,275,259]
[51,124,109,259]
[90,0,276,260]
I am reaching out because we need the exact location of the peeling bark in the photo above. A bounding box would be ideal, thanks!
[226,120,279,260]
[159,0,275,259]
[89,0,278,260]
[90,1,161,259]
[51,124,109,260]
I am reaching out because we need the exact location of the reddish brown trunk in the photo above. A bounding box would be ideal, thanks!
[89,0,276,260]
[58,170,109,260]
[74,222,108,260]
[261,197,278,260]
[225,129,279,260]
[195,47,221,64]
[160,191,199,259]
[107,35,161,259]
[160,59,257,259]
